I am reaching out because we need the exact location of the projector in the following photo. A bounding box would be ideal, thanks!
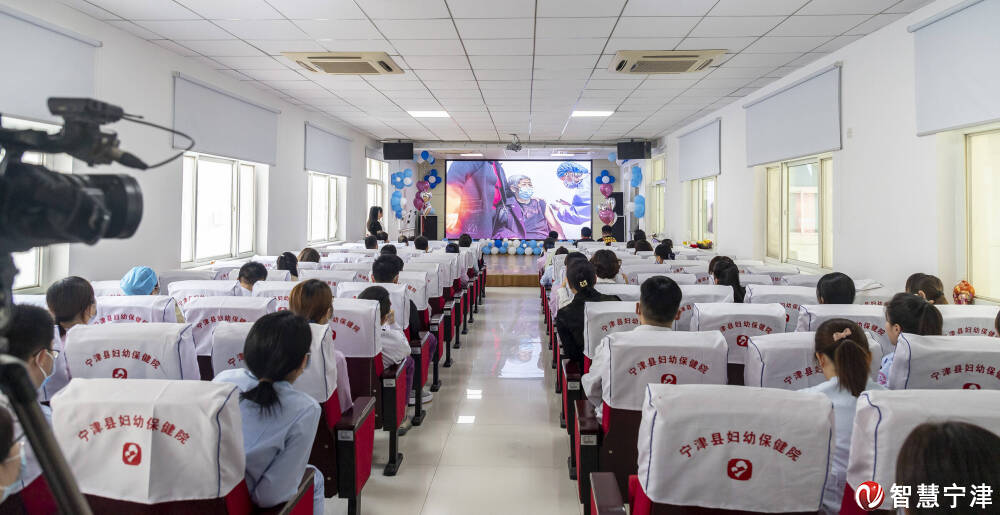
[506,134,522,152]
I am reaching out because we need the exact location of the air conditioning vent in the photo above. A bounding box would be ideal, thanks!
[281,52,404,75]
[609,50,725,74]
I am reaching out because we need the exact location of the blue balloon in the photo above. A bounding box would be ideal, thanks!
[404,168,413,177]
[528,240,537,247]
[495,239,503,247]
[420,150,430,160]
[634,195,646,218]
[516,246,525,255]
[533,247,542,255]
[608,152,617,162]
[428,156,436,165]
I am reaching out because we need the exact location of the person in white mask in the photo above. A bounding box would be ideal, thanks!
[0,407,25,505]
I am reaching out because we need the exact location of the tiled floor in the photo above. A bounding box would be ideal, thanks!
[326,287,582,515]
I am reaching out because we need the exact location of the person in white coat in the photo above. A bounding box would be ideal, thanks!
[43,276,96,401]
[800,319,884,515]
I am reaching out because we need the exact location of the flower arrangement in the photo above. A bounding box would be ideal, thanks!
[682,240,713,249]
[953,280,975,304]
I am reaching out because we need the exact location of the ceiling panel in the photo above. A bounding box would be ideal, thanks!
[612,17,700,38]
[455,19,535,39]
[622,0,718,17]
[768,15,870,36]
[403,55,472,69]
[536,17,617,36]
[266,0,365,19]
[845,13,906,35]
[59,0,121,20]
[248,40,325,55]
[463,38,534,55]
[688,16,786,37]
[798,0,899,15]
[537,0,626,18]
[134,20,232,39]
[535,38,608,55]
[176,0,281,19]
[86,0,199,19]
[391,39,466,55]
[377,19,460,39]
[448,0,535,18]
[469,55,533,69]
[742,36,831,53]
[354,0,450,19]
[214,20,308,40]
[708,0,809,16]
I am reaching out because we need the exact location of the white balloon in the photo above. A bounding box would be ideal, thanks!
[507,246,518,255]
[403,177,414,186]
[491,247,500,255]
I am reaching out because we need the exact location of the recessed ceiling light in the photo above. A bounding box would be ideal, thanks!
[460,153,483,157]
[408,110,449,118]
[571,110,614,117]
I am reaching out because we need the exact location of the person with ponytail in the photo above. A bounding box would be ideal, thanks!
[555,261,620,369]
[800,319,883,514]
[555,252,590,309]
[213,312,323,514]
[43,276,95,400]
[707,255,734,275]
[275,252,298,280]
[906,273,948,305]
[713,261,745,303]
[878,293,943,386]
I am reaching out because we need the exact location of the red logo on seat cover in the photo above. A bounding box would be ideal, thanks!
[727,458,752,480]
[112,368,128,379]
[964,383,981,390]
[660,373,677,384]
[854,481,884,511]
[330,330,337,340]
[736,335,749,347]
[122,443,142,466]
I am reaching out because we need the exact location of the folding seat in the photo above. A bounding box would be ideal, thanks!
[330,298,408,476]
[251,281,296,311]
[404,262,453,365]
[744,263,799,284]
[90,280,125,297]
[690,303,787,385]
[843,389,1000,513]
[297,261,322,271]
[94,295,179,324]
[209,322,376,510]
[795,304,890,355]
[250,255,278,269]
[853,280,892,306]
[575,335,728,508]
[633,272,696,286]
[594,284,640,301]
[673,284,733,331]
[620,264,672,285]
[225,269,291,282]
[398,270,442,393]
[887,333,1000,390]
[207,260,248,279]
[327,263,373,282]
[64,323,200,380]
[780,274,824,287]
[668,263,711,284]
[590,384,834,515]
[739,273,774,286]
[744,284,817,332]
[319,254,355,267]
[182,296,276,377]
[50,378,316,514]
[156,269,218,291]
[635,251,654,258]
[411,254,464,347]
[13,294,49,307]
[297,269,360,291]
[167,280,240,309]
[732,259,764,272]
[335,282,410,333]
[744,332,882,390]
[935,304,1000,337]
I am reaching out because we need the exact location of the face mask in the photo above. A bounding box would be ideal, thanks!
[566,176,586,189]
[0,443,25,503]
[37,350,56,389]
[517,187,533,199]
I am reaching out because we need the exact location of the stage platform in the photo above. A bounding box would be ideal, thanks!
[485,254,542,287]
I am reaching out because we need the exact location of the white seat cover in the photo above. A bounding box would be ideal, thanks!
[621,264,673,285]
[855,287,894,306]
[635,251,654,258]
[296,262,321,271]
[91,280,124,297]
[594,283,640,301]
[95,295,178,324]
[846,389,1000,510]
[744,332,882,389]
[51,378,244,504]
[853,279,883,292]
[397,271,430,311]
[603,331,727,409]
[225,269,291,281]
[936,304,1000,337]
[297,269,359,292]
[738,274,773,286]
[251,281,296,311]
[167,280,239,309]
[638,384,833,512]
[583,302,640,359]
[634,273,697,286]
[403,262,443,297]
[780,274,824,287]
[890,333,1000,390]
[674,285,734,332]
[669,263,708,275]
[64,323,199,380]
[335,282,410,332]
[328,263,373,282]
[182,297,275,354]
[250,255,278,269]
[413,254,459,282]
[156,270,216,291]
[745,285,817,332]
[319,254,354,266]
[744,264,799,284]
[796,304,890,355]
[210,322,338,403]
[691,303,787,364]
[733,259,764,272]
[14,294,48,308]
[330,298,382,358]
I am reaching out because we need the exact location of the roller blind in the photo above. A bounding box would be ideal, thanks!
[678,119,721,181]
[744,65,841,166]
[172,73,279,165]
[0,7,99,122]
[304,122,352,176]
[910,0,1000,135]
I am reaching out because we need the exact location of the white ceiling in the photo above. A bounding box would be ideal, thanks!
[62,0,931,144]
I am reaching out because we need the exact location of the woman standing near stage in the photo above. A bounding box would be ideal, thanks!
[367,206,383,237]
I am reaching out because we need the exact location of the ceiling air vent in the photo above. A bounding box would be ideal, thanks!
[281,52,404,75]
[609,50,725,74]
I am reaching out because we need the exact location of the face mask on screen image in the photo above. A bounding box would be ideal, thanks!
[517,187,533,199]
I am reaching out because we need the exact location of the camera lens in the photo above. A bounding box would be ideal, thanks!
[76,174,143,239]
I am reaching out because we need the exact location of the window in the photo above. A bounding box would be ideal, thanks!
[765,155,833,268]
[308,172,342,243]
[967,129,1000,301]
[688,177,716,242]
[366,158,389,229]
[647,156,666,236]
[181,153,260,263]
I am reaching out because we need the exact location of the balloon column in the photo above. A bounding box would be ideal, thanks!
[480,238,545,255]
[414,180,434,215]
[596,169,617,226]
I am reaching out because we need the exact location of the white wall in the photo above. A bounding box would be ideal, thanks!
[0,0,374,282]
[663,0,967,292]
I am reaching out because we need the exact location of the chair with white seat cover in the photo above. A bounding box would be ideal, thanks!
[225,269,291,282]
[844,389,1000,512]
[780,274,824,287]
[794,304,890,355]
[297,261,321,271]
[328,263,374,283]
[167,280,240,309]
[854,287,894,306]
[181,296,276,359]
[888,333,1000,390]
[690,303,786,385]
[12,294,47,308]
[593,284,640,301]
[620,264,672,285]
[633,273,696,286]
[745,284,817,332]
[251,281,296,311]
[732,259,764,273]
[64,323,199,380]
[744,332,882,390]
[206,261,246,281]
[936,304,1000,337]
[156,269,217,292]
[336,282,410,333]
[250,255,278,269]
[94,295,178,324]
[745,264,799,285]
[320,254,355,267]
[90,280,124,297]
[674,285,734,331]
[298,270,360,292]
[739,274,774,286]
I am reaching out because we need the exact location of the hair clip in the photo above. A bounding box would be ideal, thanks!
[579,280,588,287]
[832,328,852,342]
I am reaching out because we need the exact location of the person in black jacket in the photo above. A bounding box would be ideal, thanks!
[367,206,383,237]
[555,261,620,370]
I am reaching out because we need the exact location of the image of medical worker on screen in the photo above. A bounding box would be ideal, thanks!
[551,161,591,237]
[492,174,562,240]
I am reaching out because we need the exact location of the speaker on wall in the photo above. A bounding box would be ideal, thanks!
[617,140,651,160]
[383,142,414,160]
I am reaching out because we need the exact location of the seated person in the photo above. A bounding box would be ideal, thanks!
[537,238,555,273]
[238,262,268,295]
[0,407,22,503]
[1,305,59,498]
[376,231,389,244]
[581,276,680,406]
[626,240,635,249]
[633,229,647,242]
[445,243,468,287]
[555,252,590,310]
[371,255,438,375]
[540,247,568,287]
[577,227,594,243]
[707,255,734,275]
[905,273,948,305]
[601,225,616,244]
[634,239,653,253]
[213,312,323,514]
[120,266,159,295]
[297,248,320,264]
[364,235,378,250]
[713,261,745,303]
[555,262,621,370]
[548,230,559,240]
[45,276,96,399]
[413,236,429,253]
[654,240,675,262]
[380,244,397,256]
[816,272,855,304]
[397,235,409,246]
[878,293,942,386]
[590,249,626,284]
[276,252,298,280]
[458,234,473,248]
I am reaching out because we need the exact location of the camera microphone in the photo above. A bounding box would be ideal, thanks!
[109,148,147,170]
